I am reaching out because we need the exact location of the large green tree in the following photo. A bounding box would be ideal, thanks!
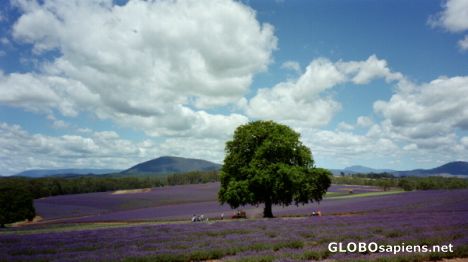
[0,181,36,227]
[218,120,331,218]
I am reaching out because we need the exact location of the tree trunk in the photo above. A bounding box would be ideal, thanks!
[263,198,273,218]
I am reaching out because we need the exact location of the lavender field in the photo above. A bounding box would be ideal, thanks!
[34,183,220,222]
[33,183,384,223]
[1,185,467,261]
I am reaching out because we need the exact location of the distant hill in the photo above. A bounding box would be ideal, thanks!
[121,156,221,175]
[395,161,468,177]
[15,168,121,178]
[13,159,467,179]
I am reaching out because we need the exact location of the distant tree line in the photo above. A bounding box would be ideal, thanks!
[166,171,219,185]
[0,171,220,200]
[2,171,466,201]
[397,176,468,191]
[332,173,468,191]
[0,176,162,199]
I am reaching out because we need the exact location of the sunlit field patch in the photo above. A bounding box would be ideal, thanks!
[111,188,152,195]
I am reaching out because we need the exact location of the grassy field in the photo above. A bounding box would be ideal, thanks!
[325,190,405,199]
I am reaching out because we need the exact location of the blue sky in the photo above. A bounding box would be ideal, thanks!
[0,0,467,175]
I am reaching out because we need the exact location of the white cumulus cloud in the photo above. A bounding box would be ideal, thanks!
[3,0,275,138]
[281,60,301,73]
[0,122,161,175]
[429,0,468,32]
[458,35,468,50]
[245,55,402,127]
[356,116,373,128]
[374,76,468,137]
[368,75,468,163]
[429,0,468,50]
[0,121,232,175]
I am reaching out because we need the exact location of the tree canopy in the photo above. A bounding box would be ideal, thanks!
[218,120,331,217]
[0,181,36,227]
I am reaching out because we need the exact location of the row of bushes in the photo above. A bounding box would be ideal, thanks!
[332,174,468,191]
